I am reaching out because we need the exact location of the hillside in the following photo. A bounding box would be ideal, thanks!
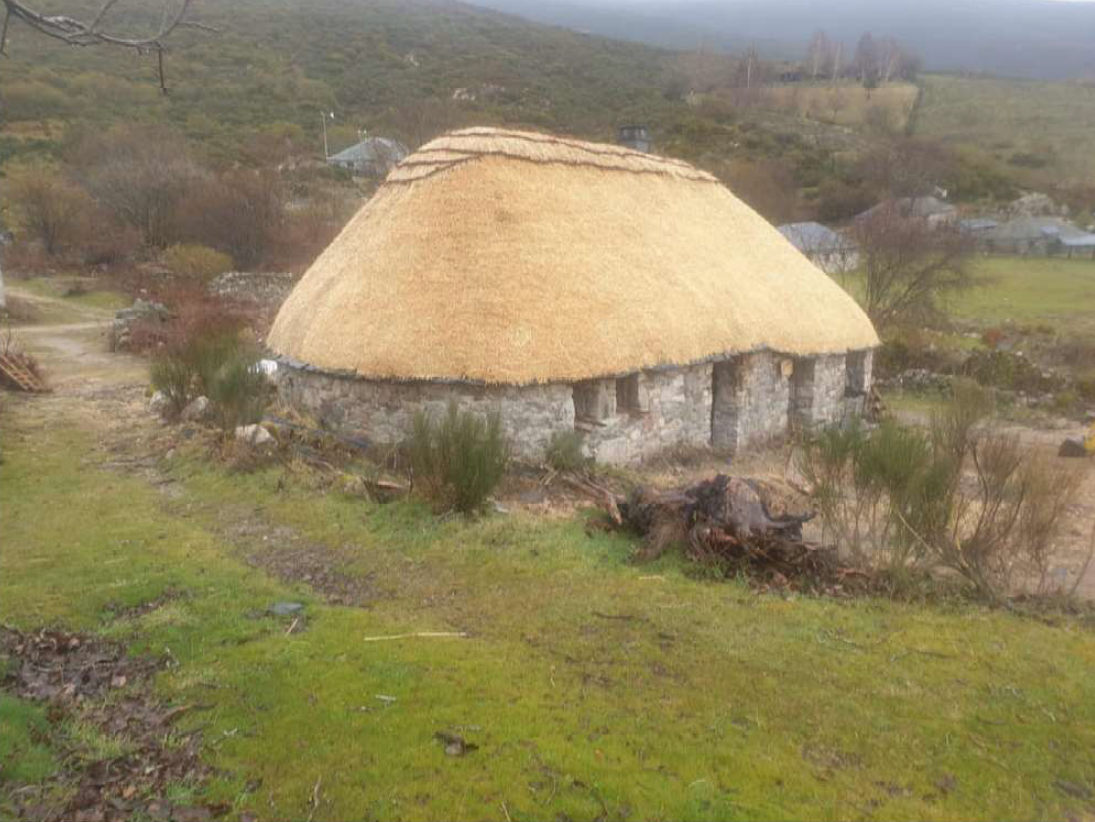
[914,74,1095,190]
[0,0,681,166]
[473,0,1095,82]
[0,0,895,229]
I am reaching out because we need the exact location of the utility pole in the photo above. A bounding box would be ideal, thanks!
[321,111,333,160]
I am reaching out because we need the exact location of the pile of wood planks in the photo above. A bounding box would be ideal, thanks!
[0,352,48,393]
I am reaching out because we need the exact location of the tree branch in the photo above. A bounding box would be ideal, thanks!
[0,0,213,89]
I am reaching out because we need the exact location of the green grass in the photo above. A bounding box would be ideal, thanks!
[3,413,1095,819]
[0,694,59,786]
[834,255,1095,338]
[949,256,1095,334]
[10,276,130,313]
[916,74,1095,187]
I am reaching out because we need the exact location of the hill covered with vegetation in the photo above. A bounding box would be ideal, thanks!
[3,0,1086,236]
[0,0,916,222]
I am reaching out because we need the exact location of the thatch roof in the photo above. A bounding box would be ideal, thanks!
[268,128,879,385]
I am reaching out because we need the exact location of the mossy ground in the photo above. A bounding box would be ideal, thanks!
[3,399,1095,821]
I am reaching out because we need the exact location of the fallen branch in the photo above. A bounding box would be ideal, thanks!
[362,631,468,642]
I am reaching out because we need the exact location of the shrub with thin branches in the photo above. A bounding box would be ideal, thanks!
[797,380,1081,600]
[407,402,510,514]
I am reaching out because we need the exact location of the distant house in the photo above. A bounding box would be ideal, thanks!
[959,217,999,235]
[327,137,409,178]
[777,222,859,274]
[984,216,1095,256]
[857,196,959,229]
[616,125,653,154]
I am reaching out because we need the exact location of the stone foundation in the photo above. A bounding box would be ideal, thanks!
[277,367,574,460]
[276,348,874,466]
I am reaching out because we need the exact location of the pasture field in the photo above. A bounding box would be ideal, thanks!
[916,74,1095,186]
[764,81,919,131]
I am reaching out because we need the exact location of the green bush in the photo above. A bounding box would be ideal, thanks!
[163,244,234,281]
[150,352,196,416]
[208,348,271,433]
[545,431,588,472]
[797,380,1080,600]
[188,332,245,398]
[407,402,510,514]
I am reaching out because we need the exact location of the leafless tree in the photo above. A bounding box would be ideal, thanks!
[853,203,975,329]
[69,127,204,248]
[8,168,89,255]
[859,137,955,199]
[0,0,212,91]
[383,98,471,150]
[806,30,832,80]
[853,33,879,83]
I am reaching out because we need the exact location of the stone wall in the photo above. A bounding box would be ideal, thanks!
[276,349,874,466]
[791,353,847,428]
[711,352,792,453]
[277,366,573,460]
[581,363,713,464]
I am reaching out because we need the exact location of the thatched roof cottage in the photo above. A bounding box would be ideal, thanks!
[268,128,879,464]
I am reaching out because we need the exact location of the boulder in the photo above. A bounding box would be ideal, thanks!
[180,396,211,423]
[148,390,170,416]
[235,423,274,446]
[1058,438,1091,458]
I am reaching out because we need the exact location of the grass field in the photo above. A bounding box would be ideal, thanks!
[950,256,1095,335]
[764,82,919,131]
[3,392,1095,820]
[916,74,1095,187]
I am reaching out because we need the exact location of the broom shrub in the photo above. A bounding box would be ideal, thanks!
[407,402,510,514]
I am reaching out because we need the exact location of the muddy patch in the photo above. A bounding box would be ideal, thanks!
[1,627,222,822]
[231,518,377,607]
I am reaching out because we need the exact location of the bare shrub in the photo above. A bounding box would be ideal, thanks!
[162,244,234,281]
[175,170,286,270]
[798,381,1081,601]
[407,402,510,515]
[268,194,352,273]
[127,286,252,355]
[8,167,91,256]
[69,126,203,248]
[853,204,976,330]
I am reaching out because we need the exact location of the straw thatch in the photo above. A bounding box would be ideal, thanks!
[268,127,879,385]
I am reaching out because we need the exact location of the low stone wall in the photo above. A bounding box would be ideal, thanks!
[277,366,573,460]
[276,348,875,465]
[581,363,713,464]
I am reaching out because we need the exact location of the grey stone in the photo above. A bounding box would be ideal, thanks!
[180,396,211,422]
[269,602,303,616]
[275,350,874,466]
[149,390,170,416]
[236,424,274,446]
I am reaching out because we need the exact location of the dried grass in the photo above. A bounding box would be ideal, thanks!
[268,127,879,385]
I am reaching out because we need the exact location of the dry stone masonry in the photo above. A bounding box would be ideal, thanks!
[275,348,874,466]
